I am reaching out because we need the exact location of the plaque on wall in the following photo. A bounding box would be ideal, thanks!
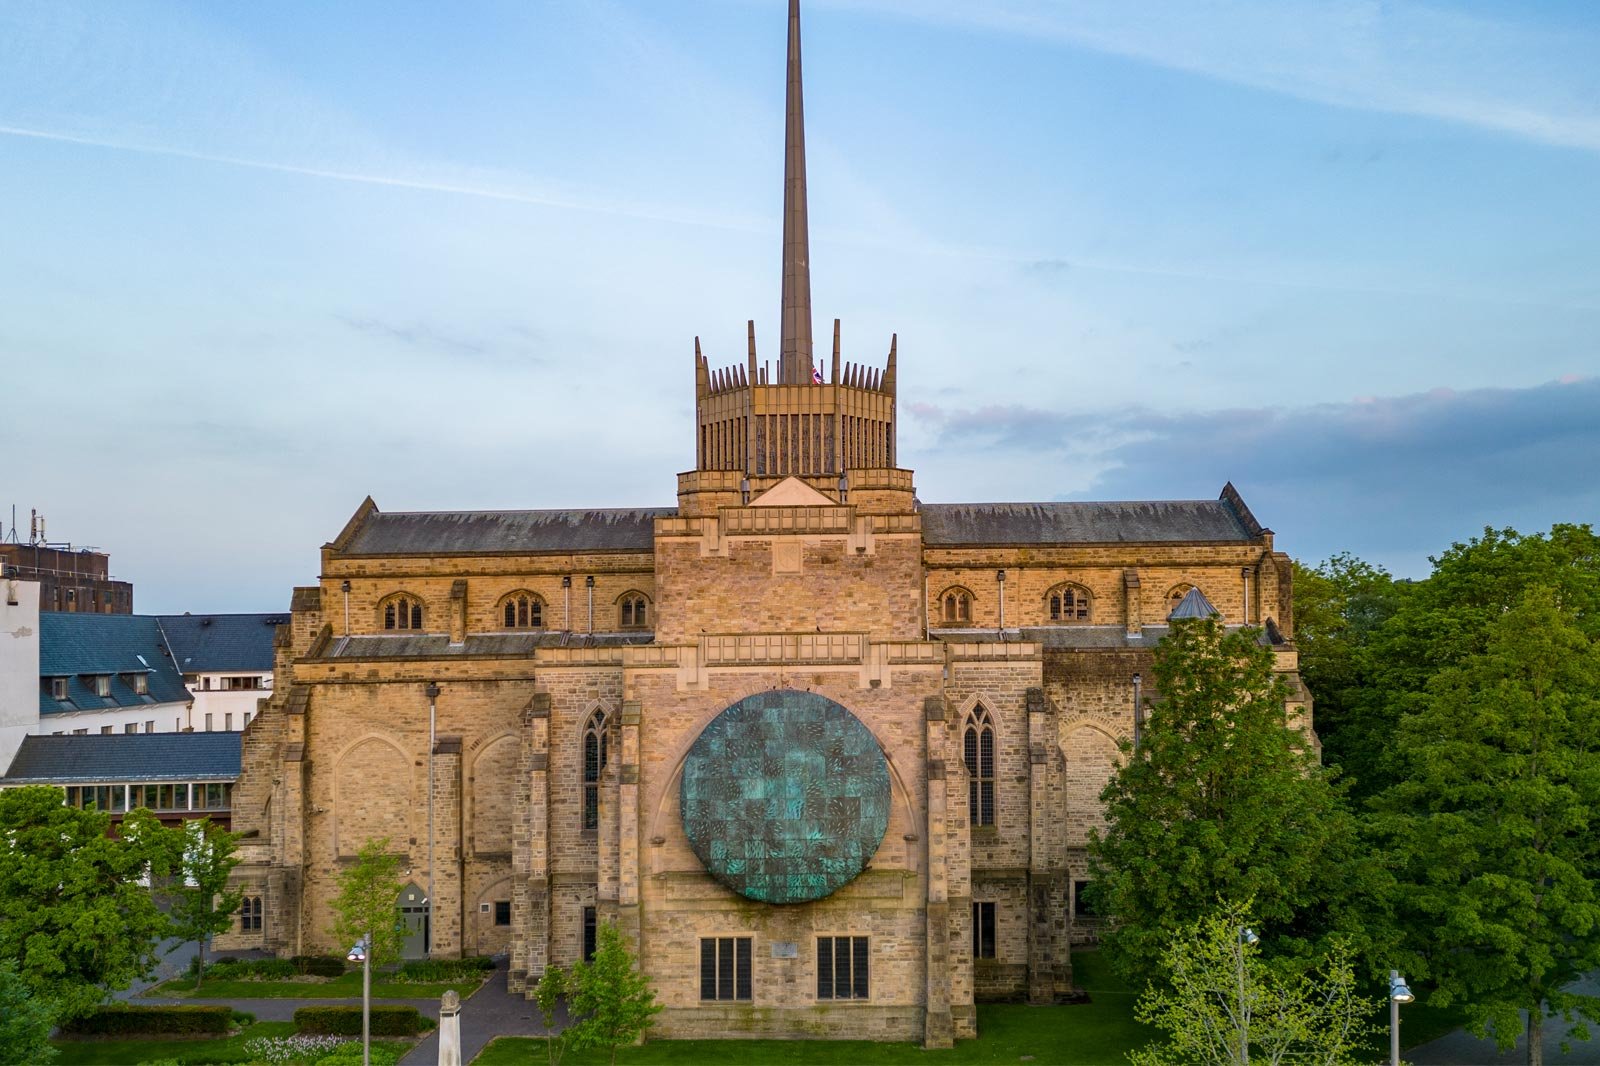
[680,689,891,905]
[771,941,799,958]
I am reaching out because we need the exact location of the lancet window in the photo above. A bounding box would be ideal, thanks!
[381,595,423,631]
[582,709,609,832]
[964,705,996,827]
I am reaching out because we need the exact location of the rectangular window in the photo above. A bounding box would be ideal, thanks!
[582,906,598,962]
[494,901,511,927]
[1074,881,1097,919]
[183,674,199,686]
[205,713,214,732]
[124,723,138,734]
[699,937,753,1001]
[243,712,251,727]
[131,674,148,695]
[73,728,88,735]
[223,676,263,691]
[203,676,212,690]
[100,725,113,735]
[49,677,68,700]
[816,936,870,1001]
[92,675,110,697]
[972,902,996,959]
[144,721,154,733]
[225,713,233,731]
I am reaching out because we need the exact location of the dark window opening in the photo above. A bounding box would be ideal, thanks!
[972,901,996,959]
[582,710,608,832]
[1074,880,1098,918]
[494,900,511,927]
[816,936,869,1001]
[582,906,598,961]
[699,936,753,1001]
[964,707,996,826]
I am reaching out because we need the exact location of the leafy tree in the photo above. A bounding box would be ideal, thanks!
[1290,554,1404,798]
[1338,524,1600,800]
[1372,585,1600,1066]
[566,922,661,1066]
[161,818,242,988]
[1088,618,1387,985]
[532,963,569,1066]
[0,960,57,1066]
[0,787,172,1020]
[1130,901,1377,1066]
[330,838,406,969]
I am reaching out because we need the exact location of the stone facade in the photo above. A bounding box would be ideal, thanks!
[213,0,1314,1049]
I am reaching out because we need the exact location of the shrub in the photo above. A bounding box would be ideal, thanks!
[291,954,348,978]
[293,1005,424,1037]
[316,1041,403,1065]
[60,1004,234,1036]
[394,956,494,982]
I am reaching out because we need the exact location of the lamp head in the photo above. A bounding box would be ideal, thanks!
[1389,972,1414,1003]
[425,681,441,700]
[1239,927,1260,945]
[346,937,369,963]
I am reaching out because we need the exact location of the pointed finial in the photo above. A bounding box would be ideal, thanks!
[831,318,842,385]
[779,0,814,384]
[883,333,897,394]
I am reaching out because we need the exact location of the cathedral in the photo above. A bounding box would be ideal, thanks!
[219,1,1309,1047]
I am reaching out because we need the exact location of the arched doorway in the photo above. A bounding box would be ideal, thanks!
[398,882,430,959]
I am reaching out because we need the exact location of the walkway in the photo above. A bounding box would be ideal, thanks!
[1410,975,1600,1066]
[399,963,560,1066]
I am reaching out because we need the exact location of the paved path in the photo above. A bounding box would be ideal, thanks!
[1410,975,1600,1066]
[400,964,563,1066]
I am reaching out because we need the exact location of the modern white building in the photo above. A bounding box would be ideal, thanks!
[157,614,280,734]
[0,578,42,772]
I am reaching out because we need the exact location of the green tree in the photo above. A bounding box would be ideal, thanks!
[1130,901,1377,1066]
[1372,585,1600,1066]
[1290,553,1404,799]
[161,818,242,988]
[0,960,57,1066]
[0,787,172,1020]
[330,838,406,969]
[1088,618,1386,985]
[566,922,661,1066]
[532,963,569,1066]
[1340,524,1600,800]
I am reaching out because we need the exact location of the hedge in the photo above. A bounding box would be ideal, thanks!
[60,1005,234,1036]
[291,954,348,977]
[394,955,495,982]
[293,1005,425,1037]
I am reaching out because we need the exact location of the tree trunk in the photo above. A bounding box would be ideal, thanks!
[196,938,206,989]
[1527,1006,1543,1066]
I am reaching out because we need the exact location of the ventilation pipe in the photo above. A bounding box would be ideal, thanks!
[1132,673,1144,750]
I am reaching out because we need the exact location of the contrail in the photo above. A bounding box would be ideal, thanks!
[0,123,765,233]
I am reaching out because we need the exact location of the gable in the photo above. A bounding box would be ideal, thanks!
[749,477,836,507]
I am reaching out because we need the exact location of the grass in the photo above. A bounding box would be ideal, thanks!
[474,950,1470,1066]
[151,971,485,1000]
[51,1020,417,1065]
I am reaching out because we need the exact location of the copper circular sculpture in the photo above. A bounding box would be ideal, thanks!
[680,690,891,905]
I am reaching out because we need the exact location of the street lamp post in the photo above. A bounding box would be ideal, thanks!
[1236,927,1259,1066]
[1389,970,1414,1066]
[347,935,371,1066]
[425,681,440,957]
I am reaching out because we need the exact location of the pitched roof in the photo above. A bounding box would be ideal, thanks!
[157,613,284,673]
[920,499,1253,546]
[38,612,192,716]
[340,508,674,556]
[314,632,653,661]
[0,732,241,783]
[1169,586,1221,620]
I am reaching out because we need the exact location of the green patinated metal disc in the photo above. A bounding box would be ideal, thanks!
[680,690,891,905]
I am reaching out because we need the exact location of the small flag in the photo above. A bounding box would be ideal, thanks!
[812,365,824,384]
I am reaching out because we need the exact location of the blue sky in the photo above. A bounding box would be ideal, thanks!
[2,0,1596,612]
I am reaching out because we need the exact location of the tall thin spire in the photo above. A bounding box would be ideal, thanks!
[779,0,814,384]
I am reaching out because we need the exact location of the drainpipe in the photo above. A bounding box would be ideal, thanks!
[562,576,572,632]
[341,580,351,635]
[996,569,1006,633]
[1132,673,1144,751]
[585,576,595,633]
[1241,567,1251,625]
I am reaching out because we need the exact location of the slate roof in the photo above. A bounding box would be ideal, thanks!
[1169,586,1221,620]
[341,508,674,556]
[39,612,192,717]
[315,632,654,661]
[920,499,1254,546]
[1,732,241,783]
[157,613,284,673]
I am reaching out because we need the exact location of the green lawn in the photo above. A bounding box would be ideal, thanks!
[152,971,484,1000]
[51,1021,416,1065]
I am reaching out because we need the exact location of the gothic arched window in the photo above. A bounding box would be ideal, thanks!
[1048,583,1092,623]
[498,591,545,630]
[940,588,973,625]
[1168,584,1195,613]
[582,709,609,832]
[963,706,995,827]
[380,594,423,631]
[619,593,650,630]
